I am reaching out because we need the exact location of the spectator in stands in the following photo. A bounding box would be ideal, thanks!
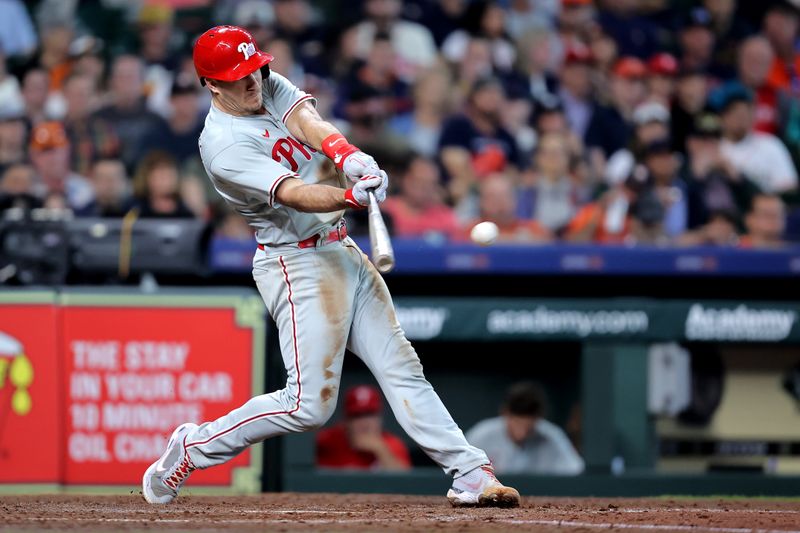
[605,101,671,186]
[589,26,620,74]
[93,55,169,171]
[69,36,105,90]
[678,209,740,246]
[682,111,758,229]
[558,0,597,49]
[466,381,584,475]
[449,36,494,106]
[272,0,329,78]
[336,41,412,165]
[597,0,659,60]
[586,57,647,158]
[352,0,438,81]
[389,68,451,158]
[62,73,119,176]
[231,1,275,51]
[135,3,181,116]
[336,32,412,128]
[267,38,306,88]
[532,102,585,159]
[28,121,93,212]
[509,29,560,110]
[557,44,595,141]
[646,53,679,106]
[518,133,580,234]
[740,193,787,248]
[640,138,688,239]
[130,151,194,219]
[440,77,521,205]
[671,69,709,154]
[0,0,37,59]
[215,207,254,241]
[0,49,24,115]
[0,162,41,211]
[714,82,798,193]
[679,7,734,80]
[462,174,550,243]
[382,156,458,239]
[565,173,643,244]
[505,0,556,40]
[763,1,800,93]
[142,73,204,167]
[441,0,517,73]
[180,175,210,221]
[35,17,74,93]
[316,385,412,471]
[704,0,755,80]
[77,159,130,218]
[737,36,782,135]
[21,68,50,125]
[411,0,469,47]
[0,109,27,169]
[43,191,68,210]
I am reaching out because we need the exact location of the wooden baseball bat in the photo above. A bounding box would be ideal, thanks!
[367,191,395,274]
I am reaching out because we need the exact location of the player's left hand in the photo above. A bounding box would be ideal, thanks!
[349,171,389,206]
[342,150,382,183]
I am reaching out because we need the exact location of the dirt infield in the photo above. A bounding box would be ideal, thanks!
[2,493,800,532]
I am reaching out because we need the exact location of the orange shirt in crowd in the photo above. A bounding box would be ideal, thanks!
[564,203,632,243]
[316,425,412,470]
[382,197,460,238]
[767,55,800,92]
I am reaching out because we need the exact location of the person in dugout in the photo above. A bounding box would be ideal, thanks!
[316,384,412,471]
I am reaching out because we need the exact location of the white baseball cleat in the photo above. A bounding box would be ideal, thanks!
[142,423,198,504]
[447,465,520,508]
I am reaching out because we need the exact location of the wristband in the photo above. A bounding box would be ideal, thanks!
[322,133,359,170]
[344,188,366,209]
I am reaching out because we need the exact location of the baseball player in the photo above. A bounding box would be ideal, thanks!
[142,26,519,508]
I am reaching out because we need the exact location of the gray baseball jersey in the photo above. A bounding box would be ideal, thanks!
[185,72,489,479]
[199,71,344,245]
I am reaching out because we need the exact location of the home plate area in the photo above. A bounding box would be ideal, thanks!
[2,494,799,532]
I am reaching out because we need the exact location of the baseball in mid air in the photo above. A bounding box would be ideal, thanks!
[470,221,499,246]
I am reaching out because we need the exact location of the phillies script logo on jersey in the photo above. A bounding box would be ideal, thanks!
[237,42,256,61]
[271,137,316,172]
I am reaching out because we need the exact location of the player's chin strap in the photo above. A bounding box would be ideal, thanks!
[321,133,359,170]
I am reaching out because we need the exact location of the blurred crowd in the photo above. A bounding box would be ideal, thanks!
[1,0,800,248]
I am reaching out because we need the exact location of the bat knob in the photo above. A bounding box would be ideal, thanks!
[374,256,395,274]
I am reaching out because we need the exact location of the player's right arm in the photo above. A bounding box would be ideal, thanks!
[275,177,386,212]
[208,144,381,212]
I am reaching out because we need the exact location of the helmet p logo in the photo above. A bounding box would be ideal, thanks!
[238,42,256,61]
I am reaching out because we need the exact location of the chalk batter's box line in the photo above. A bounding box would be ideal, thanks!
[9,515,800,533]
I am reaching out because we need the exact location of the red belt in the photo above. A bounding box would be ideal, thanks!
[257,224,348,251]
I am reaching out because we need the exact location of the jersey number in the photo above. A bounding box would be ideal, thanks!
[271,137,315,172]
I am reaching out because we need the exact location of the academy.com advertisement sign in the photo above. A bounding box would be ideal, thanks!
[0,290,264,489]
[394,298,800,343]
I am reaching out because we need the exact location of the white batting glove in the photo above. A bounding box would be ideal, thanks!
[346,172,389,208]
[342,151,382,183]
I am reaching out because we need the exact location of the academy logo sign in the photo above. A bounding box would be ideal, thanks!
[487,307,649,337]
[685,304,797,341]
[396,307,449,340]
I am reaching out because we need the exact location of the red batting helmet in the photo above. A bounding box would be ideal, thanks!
[193,25,273,85]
